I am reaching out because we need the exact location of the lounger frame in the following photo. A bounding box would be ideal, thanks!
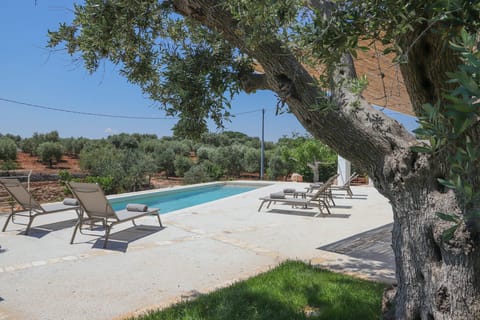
[68,181,162,248]
[1,178,80,234]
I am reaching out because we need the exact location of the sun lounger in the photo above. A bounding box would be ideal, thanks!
[258,181,333,215]
[67,181,162,248]
[329,172,358,198]
[306,173,340,192]
[303,173,340,206]
[1,178,81,234]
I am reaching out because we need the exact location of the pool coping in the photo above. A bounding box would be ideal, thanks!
[108,180,273,214]
[106,180,273,201]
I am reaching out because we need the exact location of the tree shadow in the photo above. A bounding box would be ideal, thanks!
[317,223,396,282]
[313,258,396,284]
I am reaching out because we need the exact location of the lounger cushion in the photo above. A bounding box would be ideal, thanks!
[63,198,79,206]
[283,188,296,193]
[126,203,148,212]
[115,209,148,221]
[270,192,286,199]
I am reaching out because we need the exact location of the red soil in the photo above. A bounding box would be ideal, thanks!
[15,152,82,174]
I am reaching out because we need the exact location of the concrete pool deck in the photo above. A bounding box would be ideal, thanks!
[0,182,395,320]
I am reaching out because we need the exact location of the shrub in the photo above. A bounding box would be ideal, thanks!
[1,159,17,171]
[183,164,213,184]
[0,137,17,161]
[84,176,115,195]
[174,156,193,177]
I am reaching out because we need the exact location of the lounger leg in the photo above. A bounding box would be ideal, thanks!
[2,213,14,232]
[322,200,331,214]
[156,214,163,227]
[103,225,112,248]
[347,188,353,198]
[25,216,36,235]
[132,219,137,227]
[70,221,81,244]
[328,191,336,206]
[258,201,265,212]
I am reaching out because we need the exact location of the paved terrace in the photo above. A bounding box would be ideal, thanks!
[0,182,395,320]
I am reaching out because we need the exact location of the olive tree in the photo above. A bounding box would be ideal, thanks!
[243,147,260,174]
[49,1,480,318]
[0,137,17,161]
[36,142,64,168]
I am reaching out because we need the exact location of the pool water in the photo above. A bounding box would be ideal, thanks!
[109,184,259,214]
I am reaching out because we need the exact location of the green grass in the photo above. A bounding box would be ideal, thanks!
[129,261,387,320]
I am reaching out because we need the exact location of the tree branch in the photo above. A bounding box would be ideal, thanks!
[238,72,270,93]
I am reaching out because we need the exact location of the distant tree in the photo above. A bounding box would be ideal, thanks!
[139,139,161,154]
[183,163,213,184]
[0,137,18,161]
[169,140,191,156]
[1,134,21,145]
[243,147,260,173]
[174,155,194,177]
[1,160,17,172]
[154,147,176,177]
[80,144,125,187]
[122,150,157,191]
[196,146,213,161]
[277,137,336,182]
[20,138,37,156]
[131,133,158,142]
[61,137,88,157]
[108,133,139,149]
[44,130,59,142]
[266,150,288,180]
[200,132,230,147]
[20,131,61,156]
[36,142,64,168]
[212,145,245,177]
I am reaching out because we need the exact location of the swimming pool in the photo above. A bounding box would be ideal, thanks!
[109,182,266,214]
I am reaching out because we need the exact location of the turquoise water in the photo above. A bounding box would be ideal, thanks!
[109,184,259,214]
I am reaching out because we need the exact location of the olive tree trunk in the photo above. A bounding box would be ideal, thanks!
[172,1,480,318]
[381,164,480,319]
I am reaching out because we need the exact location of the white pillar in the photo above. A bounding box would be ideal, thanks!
[337,155,351,186]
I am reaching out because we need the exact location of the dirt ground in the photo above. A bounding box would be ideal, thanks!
[15,152,83,174]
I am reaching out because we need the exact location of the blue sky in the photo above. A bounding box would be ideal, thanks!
[0,1,417,142]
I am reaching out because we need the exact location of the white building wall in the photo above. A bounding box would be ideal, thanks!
[337,155,351,186]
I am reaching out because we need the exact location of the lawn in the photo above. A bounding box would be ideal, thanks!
[130,260,387,320]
